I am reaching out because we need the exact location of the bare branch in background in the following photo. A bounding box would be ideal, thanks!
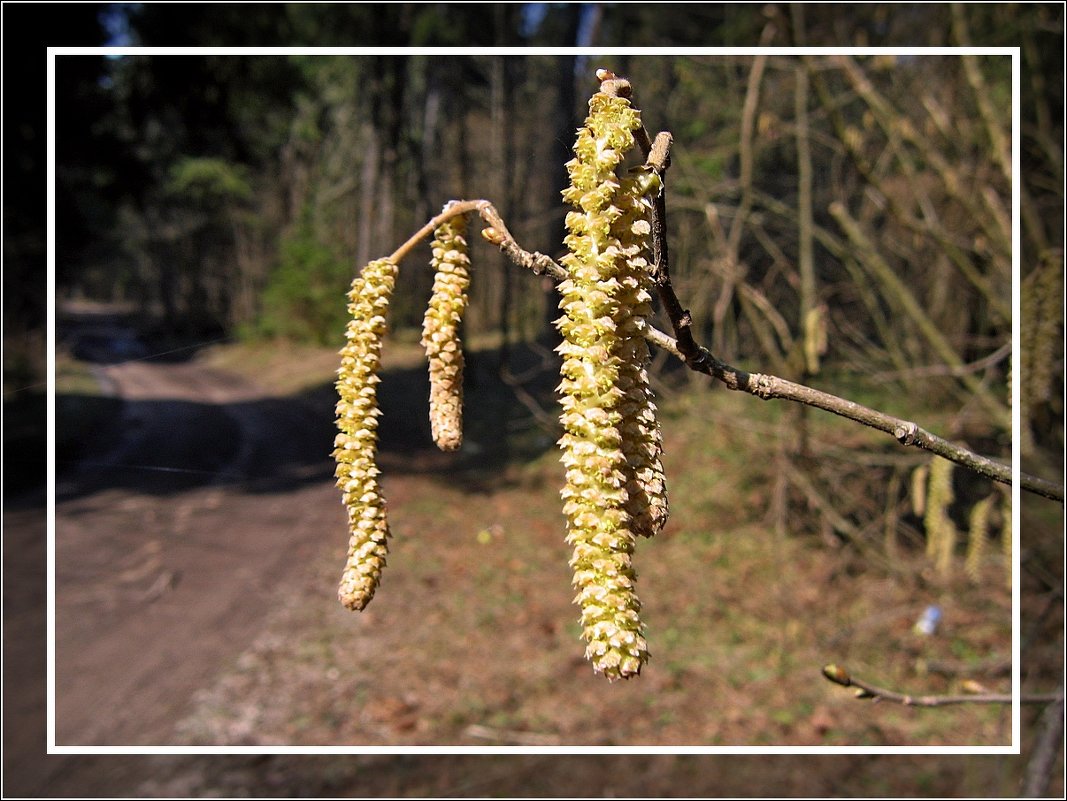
[822,663,1063,708]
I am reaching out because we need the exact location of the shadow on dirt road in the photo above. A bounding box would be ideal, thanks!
[7,352,347,795]
[56,359,338,499]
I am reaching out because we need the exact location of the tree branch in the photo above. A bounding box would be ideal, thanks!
[385,198,1064,505]
[822,664,1063,707]
[639,324,1062,503]
[388,199,487,264]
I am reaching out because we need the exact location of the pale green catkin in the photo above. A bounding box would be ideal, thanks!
[924,457,957,577]
[910,463,929,518]
[1020,252,1063,455]
[335,257,398,611]
[964,494,994,582]
[422,209,472,452]
[557,76,653,680]
[1021,252,1063,412]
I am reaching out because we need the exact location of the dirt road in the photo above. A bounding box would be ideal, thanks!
[8,354,345,794]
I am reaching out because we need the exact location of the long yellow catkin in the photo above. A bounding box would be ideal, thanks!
[422,208,472,452]
[557,76,651,680]
[335,257,398,611]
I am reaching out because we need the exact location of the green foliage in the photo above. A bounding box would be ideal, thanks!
[166,157,253,206]
[690,153,725,179]
[256,214,352,345]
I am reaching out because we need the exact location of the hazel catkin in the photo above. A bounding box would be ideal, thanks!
[421,208,472,452]
[556,75,658,680]
[334,257,398,611]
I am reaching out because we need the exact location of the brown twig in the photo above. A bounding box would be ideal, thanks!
[388,199,487,264]
[869,341,1013,382]
[386,199,564,280]
[384,198,1064,504]
[822,664,1063,708]
[624,89,711,378]
[477,203,563,279]
[498,225,1060,502]
[920,656,1013,678]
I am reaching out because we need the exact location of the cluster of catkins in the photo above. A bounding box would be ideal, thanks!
[333,72,668,680]
[333,211,470,612]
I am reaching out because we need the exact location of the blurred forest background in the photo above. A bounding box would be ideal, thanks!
[20,4,1061,440]
[4,5,1053,367]
[3,1,1065,797]
[3,4,1059,424]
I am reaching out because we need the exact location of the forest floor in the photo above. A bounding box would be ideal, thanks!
[4,326,1062,797]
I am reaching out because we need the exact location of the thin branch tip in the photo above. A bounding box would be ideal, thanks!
[823,663,1062,707]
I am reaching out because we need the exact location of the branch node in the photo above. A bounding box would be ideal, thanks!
[692,347,714,372]
[750,373,775,400]
[894,421,919,445]
[596,69,632,99]
[481,226,505,246]
[649,131,673,172]
[822,663,852,686]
